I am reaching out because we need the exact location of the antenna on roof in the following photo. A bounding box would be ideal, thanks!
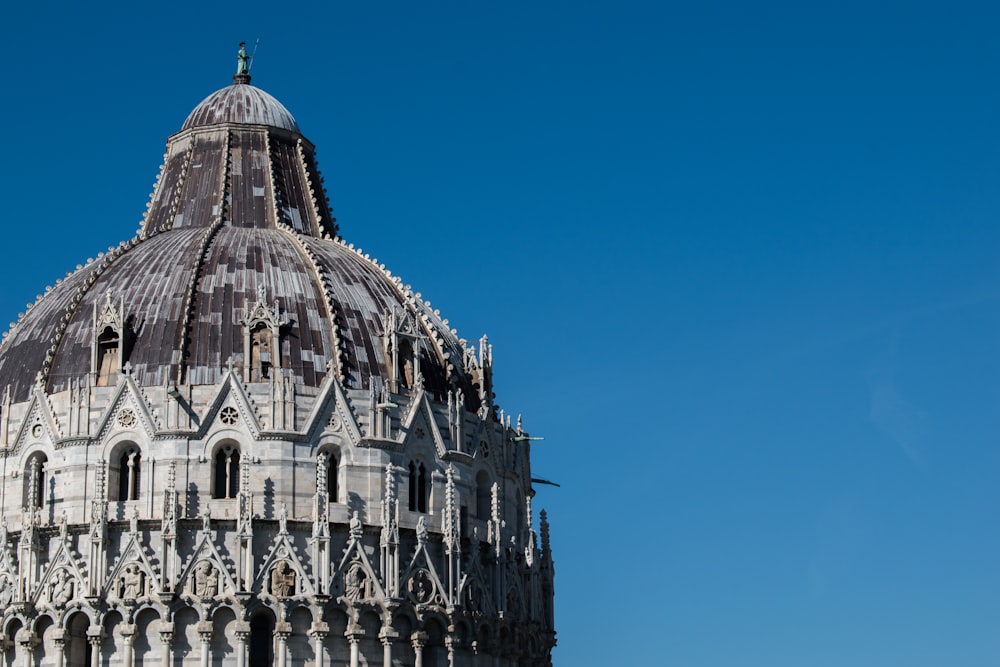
[248,38,260,73]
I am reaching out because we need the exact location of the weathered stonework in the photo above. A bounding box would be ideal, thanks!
[0,66,554,666]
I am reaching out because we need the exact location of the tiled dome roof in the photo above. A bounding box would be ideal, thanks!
[181,82,299,132]
[0,80,476,404]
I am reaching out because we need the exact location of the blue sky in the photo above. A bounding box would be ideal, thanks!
[3,1,1000,664]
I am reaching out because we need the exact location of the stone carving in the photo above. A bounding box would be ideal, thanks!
[117,408,137,428]
[416,516,428,546]
[0,576,13,607]
[270,560,295,597]
[406,568,433,605]
[120,563,145,600]
[48,569,74,607]
[344,559,372,602]
[220,406,239,425]
[349,510,363,540]
[464,579,482,614]
[193,561,219,598]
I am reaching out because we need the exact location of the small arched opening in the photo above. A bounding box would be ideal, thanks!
[110,444,142,502]
[408,461,429,513]
[96,325,120,387]
[213,443,241,500]
[23,452,48,510]
[476,470,492,519]
[248,609,276,667]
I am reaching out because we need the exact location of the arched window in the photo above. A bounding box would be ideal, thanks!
[24,453,48,509]
[249,324,274,381]
[213,445,240,499]
[96,325,120,387]
[408,461,429,513]
[476,470,492,519]
[115,447,142,501]
[328,454,339,503]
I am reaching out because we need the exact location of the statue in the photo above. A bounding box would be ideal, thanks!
[270,560,295,597]
[416,515,428,545]
[344,561,370,601]
[201,506,211,533]
[279,503,288,534]
[407,568,433,605]
[49,569,74,607]
[194,561,218,598]
[121,563,144,600]
[349,511,363,540]
[403,359,414,388]
[129,506,139,534]
[236,42,252,76]
[0,576,13,607]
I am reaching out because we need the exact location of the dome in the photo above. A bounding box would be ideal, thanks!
[0,79,475,405]
[181,81,299,132]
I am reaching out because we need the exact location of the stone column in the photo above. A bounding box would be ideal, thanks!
[381,636,393,666]
[349,636,360,667]
[197,621,213,667]
[275,622,292,667]
[158,624,174,667]
[379,626,398,666]
[15,629,36,666]
[120,624,136,667]
[234,623,250,667]
[86,625,103,667]
[51,629,65,667]
[446,635,456,667]
[309,622,329,667]
[411,631,428,667]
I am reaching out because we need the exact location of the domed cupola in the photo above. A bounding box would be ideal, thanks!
[0,70,478,406]
[181,80,300,133]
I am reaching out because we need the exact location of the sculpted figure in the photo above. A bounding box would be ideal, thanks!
[121,563,144,599]
[270,560,295,597]
[403,359,414,388]
[237,42,251,75]
[0,576,13,607]
[344,561,368,601]
[194,561,218,598]
[49,569,73,606]
[416,516,428,545]
[407,569,432,605]
[349,511,363,540]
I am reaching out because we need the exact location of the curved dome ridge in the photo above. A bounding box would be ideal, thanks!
[182,83,299,132]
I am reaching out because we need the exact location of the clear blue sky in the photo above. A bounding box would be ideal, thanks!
[3,1,1000,665]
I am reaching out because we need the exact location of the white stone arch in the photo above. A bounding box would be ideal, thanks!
[1,616,24,667]
[132,606,164,665]
[313,436,348,504]
[401,441,438,515]
[102,433,145,504]
[1,613,27,644]
[211,604,239,665]
[18,443,53,511]
[203,434,246,501]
